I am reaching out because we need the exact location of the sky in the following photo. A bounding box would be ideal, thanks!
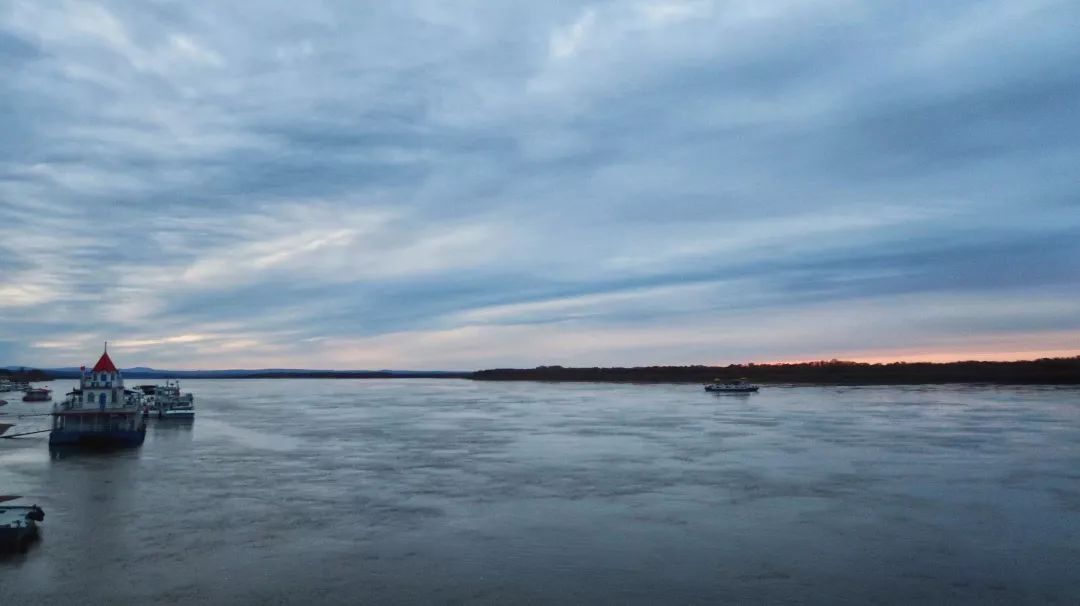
[1,0,1079,370]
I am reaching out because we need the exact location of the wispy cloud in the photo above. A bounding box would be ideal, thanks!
[1,0,1078,369]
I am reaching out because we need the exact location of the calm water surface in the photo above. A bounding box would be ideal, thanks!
[2,380,1079,604]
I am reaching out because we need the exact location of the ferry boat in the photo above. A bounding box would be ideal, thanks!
[0,496,45,549]
[50,346,146,448]
[155,380,195,419]
[22,388,52,402]
[704,379,760,393]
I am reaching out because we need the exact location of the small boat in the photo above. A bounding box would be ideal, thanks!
[155,380,195,419]
[0,399,7,407]
[133,386,157,417]
[0,423,13,436]
[22,388,52,402]
[704,379,760,393]
[0,380,27,392]
[0,496,45,549]
[161,401,195,419]
[1,381,30,393]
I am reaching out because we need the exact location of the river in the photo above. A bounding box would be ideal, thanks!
[2,380,1079,604]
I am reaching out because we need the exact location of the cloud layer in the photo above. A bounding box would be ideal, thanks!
[2,0,1078,369]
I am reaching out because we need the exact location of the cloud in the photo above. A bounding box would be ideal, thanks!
[1,0,1078,369]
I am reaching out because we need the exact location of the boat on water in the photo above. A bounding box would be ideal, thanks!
[154,380,195,419]
[134,385,157,417]
[1,380,26,392]
[50,346,146,448]
[704,379,760,393]
[0,496,45,549]
[22,388,52,402]
[1,380,30,393]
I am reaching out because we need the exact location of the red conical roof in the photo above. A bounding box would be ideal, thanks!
[92,350,118,373]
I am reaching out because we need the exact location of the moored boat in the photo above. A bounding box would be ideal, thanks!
[155,380,195,419]
[0,380,29,392]
[22,388,52,402]
[1,380,30,393]
[704,379,760,393]
[134,385,157,417]
[50,346,146,448]
[161,403,195,419]
[0,496,45,549]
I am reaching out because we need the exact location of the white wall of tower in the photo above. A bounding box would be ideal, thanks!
[79,370,125,408]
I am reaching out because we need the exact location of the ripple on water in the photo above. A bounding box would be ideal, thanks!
[193,417,303,451]
[1,380,1079,605]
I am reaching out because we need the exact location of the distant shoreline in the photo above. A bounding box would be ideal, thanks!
[139,372,474,380]
[9,357,1078,385]
[471,358,1080,385]
[20,370,473,381]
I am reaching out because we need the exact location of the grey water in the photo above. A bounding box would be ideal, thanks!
[2,380,1079,604]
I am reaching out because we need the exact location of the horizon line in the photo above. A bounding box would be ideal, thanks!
[6,353,1080,373]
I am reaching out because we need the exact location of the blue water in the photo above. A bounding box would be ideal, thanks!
[2,380,1079,604]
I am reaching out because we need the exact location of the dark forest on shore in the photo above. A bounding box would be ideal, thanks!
[0,368,52,383]
[472,357,1080,385]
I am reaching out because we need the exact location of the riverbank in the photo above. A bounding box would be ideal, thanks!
[472,357,1080,385]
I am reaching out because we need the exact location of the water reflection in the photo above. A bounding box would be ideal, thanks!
[0,534,42,560]
[1,380,1079,605]
[51,444,128,460]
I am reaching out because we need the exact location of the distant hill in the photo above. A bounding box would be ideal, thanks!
[36,367,472,380]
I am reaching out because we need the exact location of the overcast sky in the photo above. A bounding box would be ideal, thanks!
[2,0,1078,370]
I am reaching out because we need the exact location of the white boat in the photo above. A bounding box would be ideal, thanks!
[132,385,157,416]
[0,379,23,392]
[155,380,195,419]
[1,380,30,392]
[704,379,760,393]
[162,401,194,419]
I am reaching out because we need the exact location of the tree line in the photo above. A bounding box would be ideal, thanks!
[471,357,1080,384]
[0,368,52,382]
